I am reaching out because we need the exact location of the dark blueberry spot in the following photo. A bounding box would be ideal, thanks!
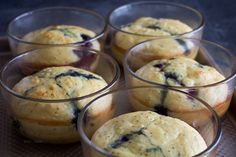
[56,82,62,88]
[154,105,168,116]
[153,63,164,69]
[146,25,161,30]
[12,119,21,129]
[164,72,185,86]
[187,89,198,101]
[71,49,97,69]
[188,89,198,96]
[71,101,81,129]
[110,129,144,148]
[164,72,178,81]
[55,70,100,80]
[111,136,129,148]
[180,82,186,86]
[81,34,91,41]
[145,25,176,35]
[175,39,190,54]
[82,42,92,48]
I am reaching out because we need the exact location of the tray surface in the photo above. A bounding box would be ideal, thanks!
[0,38,235,157]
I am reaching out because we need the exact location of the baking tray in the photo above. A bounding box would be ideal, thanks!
[0,37,235,157]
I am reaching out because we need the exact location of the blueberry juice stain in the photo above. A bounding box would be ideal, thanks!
[72,49,97,68]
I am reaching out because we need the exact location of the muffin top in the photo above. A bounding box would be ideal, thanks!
[12,66,109,123]
[115,17,193,50]
[18,25,100,53]
[135,57,225,87]
[132,57,227,109]
[91,111,207,157]
[22,25,96,44]
[128,38,197,61]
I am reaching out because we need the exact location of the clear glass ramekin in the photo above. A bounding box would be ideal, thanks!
[7,7,107,54]
[0,46,120,144]
[78,86,221,157]
[108,1,204,64]
[124,37,236,118]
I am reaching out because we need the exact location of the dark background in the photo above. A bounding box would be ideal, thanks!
[0,0,235,53]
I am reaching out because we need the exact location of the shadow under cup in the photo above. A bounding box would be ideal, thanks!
[7,7,107,54]
[108,1,204,64]
[78,87,221,157]
[124,38,236,118]
[0,46,120,144]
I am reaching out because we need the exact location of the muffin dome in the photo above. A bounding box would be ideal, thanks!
[132,57,227,111]
[116,17,192,50]
[17,25,100,53]
[91,111,207,157]
[112,17,194,63]
[12,66,112,143]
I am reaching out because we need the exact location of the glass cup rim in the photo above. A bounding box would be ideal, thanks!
[78,86,222,157]
[0,46,120,103]
[7,6,107,46]
[108,1,205,37]
[124,37,236,89]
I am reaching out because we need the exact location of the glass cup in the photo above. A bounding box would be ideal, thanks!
[124,37,236,118]
[108,1,204,64]
[7,7,107,54]
[78,86,221,157]
[0,46,120,144]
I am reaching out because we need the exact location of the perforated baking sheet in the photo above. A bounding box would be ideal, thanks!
[0,38,235,157]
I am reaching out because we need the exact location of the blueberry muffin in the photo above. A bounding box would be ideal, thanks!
[111,17,194,63]
[18,25,100,52]
[21,46,100,74]
[131,57,229,118]
[16,25,102,71]
[11,66,113,143]
[91,111,207,157]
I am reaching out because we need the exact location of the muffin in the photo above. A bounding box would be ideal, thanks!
[21,46,100,73]
[17,25,101,70]
[18,25,100,52]
[111,17,194,63]
[131,57,229,120]
[11,66,113,143]
[91,111,207,157]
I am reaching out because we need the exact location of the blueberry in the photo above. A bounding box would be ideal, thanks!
[153,63,164,69]
[110,129,144,148]
[12,119,21,129]
[111,135,129,148]
[71,101,81,129]
[164,72,178,81]
[187,89,198,96]
[175,39,190,54]
[81,34,91,41]
[154,105,168,116]
[187,89,198,101]
[82,42,92,48]
[146,25,161,30]
[55,70,99,80]
[71,49,97,69]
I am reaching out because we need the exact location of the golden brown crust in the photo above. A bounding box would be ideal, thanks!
[91,111,207,157]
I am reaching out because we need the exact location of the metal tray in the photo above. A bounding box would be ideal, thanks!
[0,37,235,157]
